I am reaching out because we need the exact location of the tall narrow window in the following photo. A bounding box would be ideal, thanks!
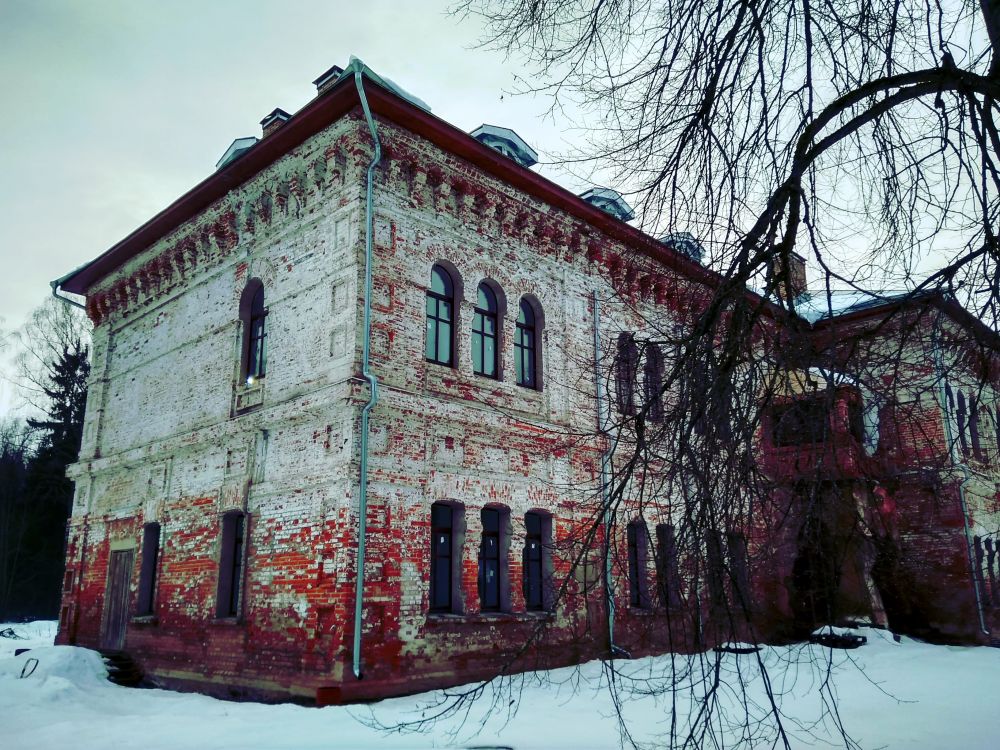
[472,283,499,378]
[956,390,970,457]
[727,531,751,611]
[644,343,665,421]
[615,333,639,415]
[524,512,546,610]
[136,522,161,616]
[479,508,502,611]
[655,523,681,609]
[246,285,267,382]
[515,299,538,388]
[705,530,727,610]
[970,394,984,461]
[216,512,246,618]
[430,503,454,612]
[426,265,455,366]
[626,520,649,608]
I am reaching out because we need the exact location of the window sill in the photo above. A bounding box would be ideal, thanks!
[234,381,265,414]
[626,606,658,616]
[425,610,552,626]
[210,616,244,626]
[130,615,158,626]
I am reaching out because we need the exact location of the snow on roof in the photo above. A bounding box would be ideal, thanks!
[794,290,912,323]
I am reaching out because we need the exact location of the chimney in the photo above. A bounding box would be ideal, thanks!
[312,64,345,95]
[771,251,808,301]
[260,108,291,138]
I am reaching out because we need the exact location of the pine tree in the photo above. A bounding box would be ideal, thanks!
[10,339,90,619]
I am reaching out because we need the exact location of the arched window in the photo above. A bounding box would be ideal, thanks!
[644,343,665,421]
[615,333,639,414]
[472,283,499,378]
[426,265,455,366]
[240,280,267,385]
[515,299,539,388]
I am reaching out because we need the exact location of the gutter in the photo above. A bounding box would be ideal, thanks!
[932,325,989,637]
[351,58,382,680]
[592,291,628,658]
[50,278,87,311]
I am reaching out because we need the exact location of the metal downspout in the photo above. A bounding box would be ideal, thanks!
[593,292,626,657]
[352,64,382,679]
[932,326,989,636]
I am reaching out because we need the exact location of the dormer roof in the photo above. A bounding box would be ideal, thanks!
[470,124,538,168]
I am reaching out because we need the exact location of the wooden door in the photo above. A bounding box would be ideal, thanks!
[101,549,135,650]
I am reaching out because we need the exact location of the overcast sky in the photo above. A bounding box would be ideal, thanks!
[0,0,593,415]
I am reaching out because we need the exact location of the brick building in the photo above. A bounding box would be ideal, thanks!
[52,59,1000,702]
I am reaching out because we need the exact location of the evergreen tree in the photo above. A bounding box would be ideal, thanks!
[8,339,90,619]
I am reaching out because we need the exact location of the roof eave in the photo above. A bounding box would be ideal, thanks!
[55,69,773,319]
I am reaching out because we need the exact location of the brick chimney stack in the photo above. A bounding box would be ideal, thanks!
[771,250,808,301]
[260,108,291,138]
[312,64,345,96]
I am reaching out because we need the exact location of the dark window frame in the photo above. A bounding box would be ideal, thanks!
[136,522,161,617]
[523,511,548,611]
[644,343,665,422]
[426,265,456,367]
[655,523,682,609]
[515,299,541,389]
[705,529,727,611]
[430,503,458,612]
[615,333,639,415]
[626,519,650,608]
[216,512,247,619]
[472,283,500,378]
[957,389,970,458]
[726,531,751,612]
[479,507,505,612]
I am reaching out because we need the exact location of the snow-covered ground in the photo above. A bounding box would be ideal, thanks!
[1,622,997,749]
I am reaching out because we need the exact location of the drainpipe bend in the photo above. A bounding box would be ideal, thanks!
[352,62,382,679]
[50,280,87,311]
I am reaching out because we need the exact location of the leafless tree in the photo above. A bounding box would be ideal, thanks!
[9,297,91,416]
[394,1,1000,746]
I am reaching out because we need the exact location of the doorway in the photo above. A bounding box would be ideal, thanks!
[101,549,135,650]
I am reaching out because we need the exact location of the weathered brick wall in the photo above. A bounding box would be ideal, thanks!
[56,93,1000,704]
